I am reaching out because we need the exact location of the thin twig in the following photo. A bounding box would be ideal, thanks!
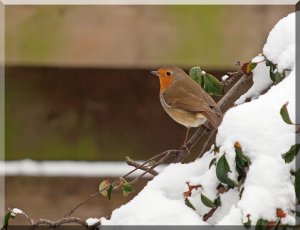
[218,74,252,111]
[129,150,177,184]
[203,207,218,221]
[125,156,158,176]
[65,191,101,217]
[198,128,218,158]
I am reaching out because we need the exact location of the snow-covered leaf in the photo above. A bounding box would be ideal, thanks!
[200,193,215,208]
[203,73,223,96]
[216,154,238,187]
[235,142,249,180]
[280,102,293,125]
[189,66,203,86]
[274,71,286,84]
[281,144,300,163]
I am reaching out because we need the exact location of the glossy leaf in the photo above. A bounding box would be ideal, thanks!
[184,198,196,210]
[282,144,300,163]
[200,193,216,208]
[189,66,203,86]
[202,73,223,96]
[216,154,238,187]
[280,102,293,125]
[213,196,221,207]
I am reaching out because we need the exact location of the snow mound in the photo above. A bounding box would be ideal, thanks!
[102,12,296,226]
[263,13,295,72]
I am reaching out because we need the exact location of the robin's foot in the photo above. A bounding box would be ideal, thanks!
[180,144,190,154]
[173,144,190,163]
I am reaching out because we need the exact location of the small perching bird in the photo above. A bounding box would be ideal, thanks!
[151,66,222,147]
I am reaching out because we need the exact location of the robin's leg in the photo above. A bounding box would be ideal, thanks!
[174,128,191,163]
[183,127,190,146]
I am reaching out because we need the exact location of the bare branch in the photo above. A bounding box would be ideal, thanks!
[125,156,158,176]
[30,217,91,230]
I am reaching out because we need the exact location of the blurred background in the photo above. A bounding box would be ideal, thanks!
[5,5,294,223]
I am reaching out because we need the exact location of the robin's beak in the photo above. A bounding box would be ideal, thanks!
[150,70,159,77]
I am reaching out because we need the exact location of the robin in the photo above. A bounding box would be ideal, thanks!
[151,66,221,149]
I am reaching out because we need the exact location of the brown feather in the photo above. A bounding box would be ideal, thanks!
[162,69,221,128]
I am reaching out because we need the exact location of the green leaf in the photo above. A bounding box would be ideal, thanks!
[209,158,217,169]
[280,102,293,125]
[266,60,276,82]
[122,183,135,197]
[239,186,245,199]
[107,185,113,200]
[295,168,300,201]
[184,198,196,210]
[255,218,269,230]
[213,196,221,207]
[202,73,223,96]
[189,66,203,86]
[2,211,12,230]
[235,145,249,181]
[248,62,258,73]
[200,193,216,208]
[282,144,300,163]
[274,71,285,84]
[266,59,286,84]
[216,154,238,187]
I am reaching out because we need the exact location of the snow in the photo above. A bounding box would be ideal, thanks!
[86,218,101,226]
[99,12,296,225]
[221,75,229,81]
[101,160,209,225]
[263,13,295,72]
[10,208,23,217]
[235,55,273,105]
[1,160,165,177]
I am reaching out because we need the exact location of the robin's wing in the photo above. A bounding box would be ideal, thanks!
[162,80,221,128]
[162,79,216,112]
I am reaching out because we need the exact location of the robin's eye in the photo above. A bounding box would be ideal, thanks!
[166,71,172,76]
